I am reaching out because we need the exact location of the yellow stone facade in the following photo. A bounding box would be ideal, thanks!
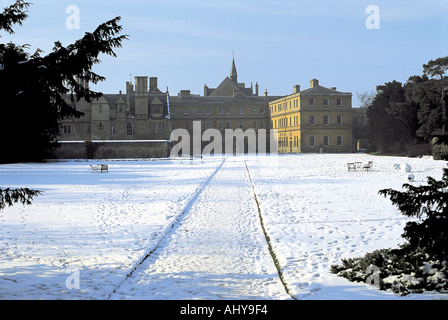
[270,79,353,153]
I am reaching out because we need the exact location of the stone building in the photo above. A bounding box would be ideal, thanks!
[270,79,353,153]
[168,57,282,153]
[56,59,354,157]
[59,76,170,142]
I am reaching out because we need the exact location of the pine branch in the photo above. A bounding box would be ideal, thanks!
[0,188,43,210]
[0,0,31,35]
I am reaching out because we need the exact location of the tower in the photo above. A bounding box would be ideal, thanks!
[230,54,238,83]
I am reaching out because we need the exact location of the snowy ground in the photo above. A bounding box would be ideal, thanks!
[1,154,447,300]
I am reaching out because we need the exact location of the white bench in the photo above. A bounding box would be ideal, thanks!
[90,164,108,173]
[363,161,373,172]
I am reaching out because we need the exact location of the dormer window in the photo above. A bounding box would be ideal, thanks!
[151,104,163,115]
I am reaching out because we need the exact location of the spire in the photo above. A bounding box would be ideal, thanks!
[230,53,238,83]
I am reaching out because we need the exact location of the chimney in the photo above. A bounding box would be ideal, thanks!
[126,81,134,94]
[264,89,268,96]
[293,85,301,94]
[180,90,191,98]
[331,87,337,90]
[149,77,158,93]
[76,75,89,90]
[310,79,319,88]
[255,82,259,96]
[134,76,148,96]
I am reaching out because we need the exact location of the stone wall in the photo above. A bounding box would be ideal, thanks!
[50,140,172,159]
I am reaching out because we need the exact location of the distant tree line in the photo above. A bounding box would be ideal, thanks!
[365,57,448,159]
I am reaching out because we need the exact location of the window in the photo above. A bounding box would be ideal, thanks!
[218,107,223,114]
[309,98,315,106]
[310,115,315,125]
[126,122,133,136]
[252,121,257,129]
[323,98,329,106]
[151,105,162,114]
[252,108,257,114]
[337,115,343,125]
[184,107,189,114]
[323,115,329,125]
[63,125,71,134]
[205,107,211,114]
[226,107,231,114]
[226,122,231,129]
[260,107,266,114]
[205,122,211,129]
[337,98,342,106]
[156,122,163,136]
[99,122,103,131]
[310,136,315,147]
[111,126,116,135]
[239,122,244,129]
[324,135,329,146]
[240,107,245,114]
[118,104,124,113]
[198,107,203,114]
[184,122,190,130]
[98,105,102,114]
[170,122,176,131]
[337,136,343,146]
[260,121,265,129]
[171,107,175,114]
[218,122,223,130]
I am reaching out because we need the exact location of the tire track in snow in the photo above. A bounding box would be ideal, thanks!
[106,157,226,298]
[244,161,297,300]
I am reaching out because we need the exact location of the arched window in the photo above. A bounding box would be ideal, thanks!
[126,122,133,136]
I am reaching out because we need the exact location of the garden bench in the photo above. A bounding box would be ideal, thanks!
[90,164,108,173]
[347,163,356,172]
[363,161,373,172]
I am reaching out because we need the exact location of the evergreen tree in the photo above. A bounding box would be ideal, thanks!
[379,169,448,261]
[0,0,128,163]
[366,81,405,153]
[0,0,127,209]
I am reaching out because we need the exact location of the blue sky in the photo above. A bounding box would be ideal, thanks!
[1,0,447,106]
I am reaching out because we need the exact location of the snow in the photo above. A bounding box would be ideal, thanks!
[1,153,447,300]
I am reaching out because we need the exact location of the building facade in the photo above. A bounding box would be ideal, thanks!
[169,57,281,153]
[270,79,353,153]
[57,60,354,156]
[60,76,170,142]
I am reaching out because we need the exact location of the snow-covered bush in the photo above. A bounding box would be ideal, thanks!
[332,167,448,295]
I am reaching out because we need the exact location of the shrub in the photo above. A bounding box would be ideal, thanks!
[332,166,448,295]
[432,139,448,160]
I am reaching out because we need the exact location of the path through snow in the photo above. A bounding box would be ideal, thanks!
[110,157,291,300]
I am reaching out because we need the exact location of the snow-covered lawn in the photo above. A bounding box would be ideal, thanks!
[0,154,447,300]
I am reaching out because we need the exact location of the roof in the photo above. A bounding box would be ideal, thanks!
[299,85,351,96]
[209,77,241,97]
[170,94,282,106]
